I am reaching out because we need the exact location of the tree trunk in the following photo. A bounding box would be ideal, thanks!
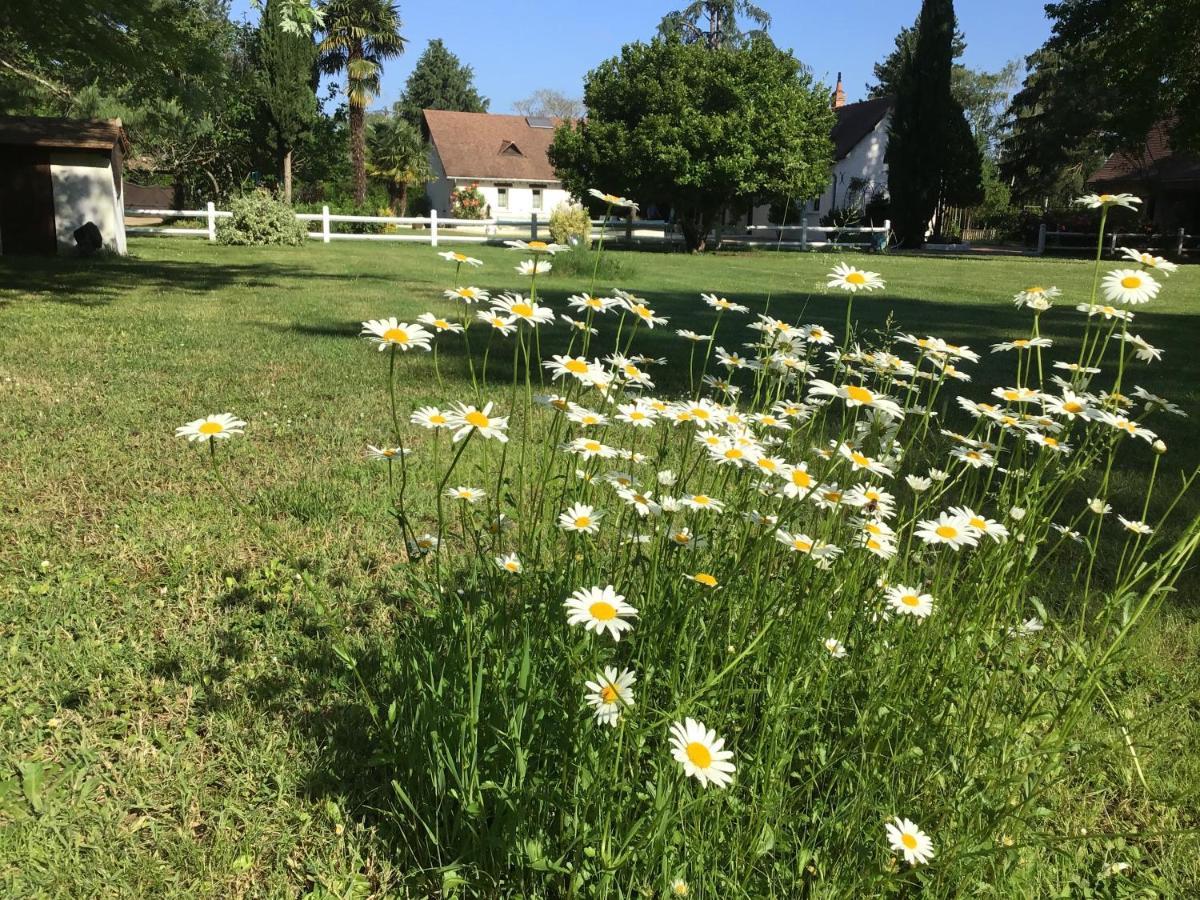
[679,209,714,253]
[283,149,293,205]
[348,41,367,206]
[398,181,409,217]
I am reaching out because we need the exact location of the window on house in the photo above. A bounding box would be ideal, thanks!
[531,188,543,210]
[496,185,510,209]
[812,196,821,212]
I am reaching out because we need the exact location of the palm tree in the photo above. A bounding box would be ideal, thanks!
[367,117,431,214]
[317,0,405,205]
[658,0,772,50]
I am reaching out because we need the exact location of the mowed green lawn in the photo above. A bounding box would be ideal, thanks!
[1,237,1198,896]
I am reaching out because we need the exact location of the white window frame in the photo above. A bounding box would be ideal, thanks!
[531,187,543,210]
[496,184,510,209]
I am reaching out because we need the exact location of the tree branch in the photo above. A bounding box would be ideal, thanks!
[0,55,73,100]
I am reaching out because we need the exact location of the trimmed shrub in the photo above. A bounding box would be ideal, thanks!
[548,202,592,246]
[216,190,307,246]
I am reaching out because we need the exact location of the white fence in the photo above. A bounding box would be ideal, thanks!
[1035,223,1195,257]
[125,204,890,250]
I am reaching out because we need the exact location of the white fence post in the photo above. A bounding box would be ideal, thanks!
[882,220,891,250]
[1178,227,1186,257]
[800,212,808,251]
[206,202,216,242]
[321,205,330,244]
[430,209,438,247]
[1037,223,1047,256]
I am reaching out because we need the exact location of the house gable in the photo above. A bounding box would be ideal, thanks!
[423,109,567,183]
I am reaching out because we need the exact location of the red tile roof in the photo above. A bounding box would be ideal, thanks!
[1090,121,1200,187]
[0,116,127,152]
[424,110,566,182]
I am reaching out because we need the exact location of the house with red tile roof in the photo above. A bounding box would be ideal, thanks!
[423,110,574,219]
[1089,122,1200,232]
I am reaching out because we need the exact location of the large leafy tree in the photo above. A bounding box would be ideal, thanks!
[366,116,430,213]
[255,0,318,203]
[317,0,405,206]
[657,0,772,50]
[394,38,488,129]
[885,0,982,245]
[550,39,833,252]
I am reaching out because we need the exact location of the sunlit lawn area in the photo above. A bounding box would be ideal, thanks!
[1,238,1198,896]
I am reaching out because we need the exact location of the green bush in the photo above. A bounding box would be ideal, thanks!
[548,202,592,246]
[216,190,307,246]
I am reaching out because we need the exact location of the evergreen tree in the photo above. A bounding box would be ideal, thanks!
[255,0,318,203]
[885,0,982,246]
[394,39,488,129]
[657,0,772,50]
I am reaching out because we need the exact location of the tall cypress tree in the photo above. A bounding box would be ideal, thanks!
[886,0,982,245]
[256,0,318,203]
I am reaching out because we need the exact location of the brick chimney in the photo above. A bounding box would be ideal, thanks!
[831,72,846,109]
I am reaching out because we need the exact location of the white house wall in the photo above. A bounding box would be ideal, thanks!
[49,151,125,254]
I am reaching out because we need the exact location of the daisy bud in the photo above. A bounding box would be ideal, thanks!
[1009,506,1027,521]
[1153,439,1167,455]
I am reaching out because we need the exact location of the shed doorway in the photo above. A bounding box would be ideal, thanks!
[0,146,57,254]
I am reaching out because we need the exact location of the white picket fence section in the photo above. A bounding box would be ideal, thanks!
[124,204,890,249]
[1034,224,1194,257]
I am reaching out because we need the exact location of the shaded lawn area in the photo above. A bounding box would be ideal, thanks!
[1,238,1198,896]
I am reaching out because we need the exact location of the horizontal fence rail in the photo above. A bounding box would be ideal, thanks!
[125,205,891,250]
[1035,224,1194,257]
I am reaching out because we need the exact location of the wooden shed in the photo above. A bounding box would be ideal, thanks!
[0,116,129,256]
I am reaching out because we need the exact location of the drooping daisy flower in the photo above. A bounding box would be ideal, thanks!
[1009,616,1045,637]
[1012,285,1061,309]
[584,666,636,726]
[905,474,932,492]
[1118,246,1178,275]
[668,718,736,788]
[827,261,885,292]
[559,502,603,534]
[446,401,509,443]
[991,337,1053,353]
[677,328,712,342]
[702,293,750,313]
[587,188,639,212]
[1097,411,1157,442]
[1101,269,1161,305]
[504,239,567,254]
[1117,515,1153,536]
[1113,332,1163,363]
[564,585,637,641]
[443,286,490,304]
[360,318,434,352]
[916,513,979,550]
[176,412,246,443]
[885,817,935,865]
[437,250,482,266]
[417,312,464,334]
[365,444,409,461]
[1078,192,1141,210]
[885,586,935,618]
[515,259,552,276]
[445,485,485,503]
[823,637,848,659]
[807,380,904,418]
[495,552,522,574]
[410,533,440,554]
[410,406,450,430]
[621,298,668,328]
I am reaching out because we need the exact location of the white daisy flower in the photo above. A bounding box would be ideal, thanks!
[916,513,979,550]
[437,250,482,266]
[702,293,750,313]
[443,285,489,304]
[417,312,464,333]
[492,293,555,326]
[446,401,509,443]
[495,553,522,574]
[823,637,848,659]
[587,188,639,212]
[668,718,736,788]
[445,485,485,503]
[885,817,935,865]
[365,444,409,461]
[1101,269,1161,305]
[475,310,518,336]
[559,503,603,534]
[175,412,245,442]
[1117,515,1152,536]
[360,318,433,352]
[515,259,552,276]
[1118,247,1178,275]
[885,586,935,618]
[504,239,567,254]
[827,261,885,292]
[411,406,451,430]
[564,585,637,641]
[584,666,636,726]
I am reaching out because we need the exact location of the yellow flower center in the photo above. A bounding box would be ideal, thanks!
[561,359,587,374]
[383,328,409,343]
[198,421,224,435]
[1099,194,1114,202]
[845,272,866,285]
[851,452,870,467]
[465,411,490,428]
[936,525,958,539]
[511,303,534,317]
[824,492,842,503]
[901,833,918,849]
[1013,340,1029,348]
[693,495,710,505]
[528,241,548,250]
[457,289,476,298]
[867,538,882,550]
[1044,437,1059,447]
[970,517,986,529]
[674,532,691,543]
[600,684,619,703]
[793,539,812,552]
[433,319,450,329]
[1120,276,1141,290]
[845,385,874,404]
[1063,402,1083,413]
[1027,286,1044,294]
[584,441,601,452]
[630,411,646,420]
[685,742,712,768]
[694,573,717,587]
[589,601,616,621]
[792,470,812,487]
[757,458,777,471]
[505,562,519,571]
[574,516,592,528]
[724,448,744,460]
[901,594,920,607]
[430,414,447,424]
[967,451,981,460]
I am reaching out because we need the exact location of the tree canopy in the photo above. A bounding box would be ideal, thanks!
[550,38,833,251]
[255,0,318,202]
[657,0,772,50]
[885,0,983,245]
[512,89,584,121]
[394,38,489,129]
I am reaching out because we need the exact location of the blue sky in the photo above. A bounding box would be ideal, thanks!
[229,1,1053,112]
